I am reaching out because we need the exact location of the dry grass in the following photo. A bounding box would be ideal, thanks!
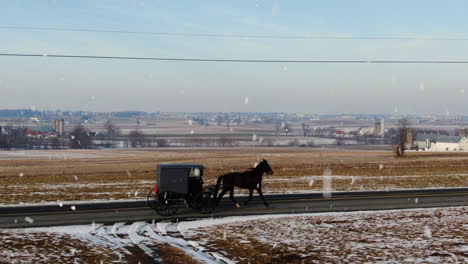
[0,149,467,204]
[158,243,202,264]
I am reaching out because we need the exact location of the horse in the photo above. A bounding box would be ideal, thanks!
[213,159,273,208]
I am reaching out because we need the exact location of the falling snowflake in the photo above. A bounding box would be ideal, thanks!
[18,172,24,177]
[188,120,193,125]
[322,168,332,198]
[379,164,384,170]
[71,205,76,211]
[252,134,257,141]
[419,83,425,92]
[244,96,249,105]
[272,1,280,16]
[24,217,34,224]
[424,225,432,238]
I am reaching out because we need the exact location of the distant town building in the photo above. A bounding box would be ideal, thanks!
[406,128,413,147]
[28,117,40,123]
[373,119,385,137]
[53,118,65,136]
[0,126,8,135]
[460,127,466,138]
[358,127,373,136]
[459,137,468,151]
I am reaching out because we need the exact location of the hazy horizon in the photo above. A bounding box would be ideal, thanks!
[2,1,468,115]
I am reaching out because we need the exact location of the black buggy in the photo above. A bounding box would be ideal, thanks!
[147,164,216,216]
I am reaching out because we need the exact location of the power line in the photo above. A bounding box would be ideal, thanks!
[1,26,468,41]
[1,53,468,63]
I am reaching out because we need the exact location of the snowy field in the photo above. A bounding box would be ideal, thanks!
[1,207,466,263]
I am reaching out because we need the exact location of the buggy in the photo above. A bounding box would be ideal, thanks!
[147,164,216,216]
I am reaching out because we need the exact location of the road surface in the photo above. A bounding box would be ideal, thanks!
[1,188,467,228]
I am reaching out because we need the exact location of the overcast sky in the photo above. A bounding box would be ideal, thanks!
[1,0,468,114]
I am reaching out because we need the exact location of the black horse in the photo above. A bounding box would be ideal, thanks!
[214,159,273,208]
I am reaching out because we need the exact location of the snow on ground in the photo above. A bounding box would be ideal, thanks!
[0,227,118,264]
[2,207,466,263]
[2,222,216,264]
[180,207,468,264]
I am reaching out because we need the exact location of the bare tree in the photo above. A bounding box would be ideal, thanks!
[128,130,144,148]
[275,122,281,135]
[51,137,61,149]
[70,125,93,149]
[396,117,411,157]
[155,138,169,147]
[104,119,119,147]
[284,123,291,136]
[301,123,310,137]
[0,134,11,150]
[219,135,235,147]
[104,119,119,137]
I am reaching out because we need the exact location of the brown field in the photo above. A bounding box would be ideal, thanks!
[0,148,467,204]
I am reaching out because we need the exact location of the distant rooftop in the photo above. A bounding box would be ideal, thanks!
[414,134,460,143]
[158,164,204,169]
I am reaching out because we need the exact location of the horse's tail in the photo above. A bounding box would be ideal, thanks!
[213,175,224,201]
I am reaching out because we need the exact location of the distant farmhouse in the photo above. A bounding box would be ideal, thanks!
[412,128,468,151]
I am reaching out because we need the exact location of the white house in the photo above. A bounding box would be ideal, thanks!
[414,134,463,151]
[459,137,468,151]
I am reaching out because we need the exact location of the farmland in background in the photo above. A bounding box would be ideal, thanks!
[1,149,467,205]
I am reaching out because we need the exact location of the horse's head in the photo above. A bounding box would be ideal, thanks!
[259,159,273,175]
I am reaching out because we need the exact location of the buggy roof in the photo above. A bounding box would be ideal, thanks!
[158,163,204,169]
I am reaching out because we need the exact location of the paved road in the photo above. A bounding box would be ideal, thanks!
[1,188,467,228]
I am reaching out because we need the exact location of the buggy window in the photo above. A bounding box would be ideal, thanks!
[189,168,201,177]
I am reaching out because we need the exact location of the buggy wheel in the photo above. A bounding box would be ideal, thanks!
[147,188,158,210]
[199,191,215,214]
[155,191,179,216]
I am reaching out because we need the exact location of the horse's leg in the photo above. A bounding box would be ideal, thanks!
[216,188,229,206]
[229,188,240,208]
[244,188,254,205]
[256,187,268,207]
